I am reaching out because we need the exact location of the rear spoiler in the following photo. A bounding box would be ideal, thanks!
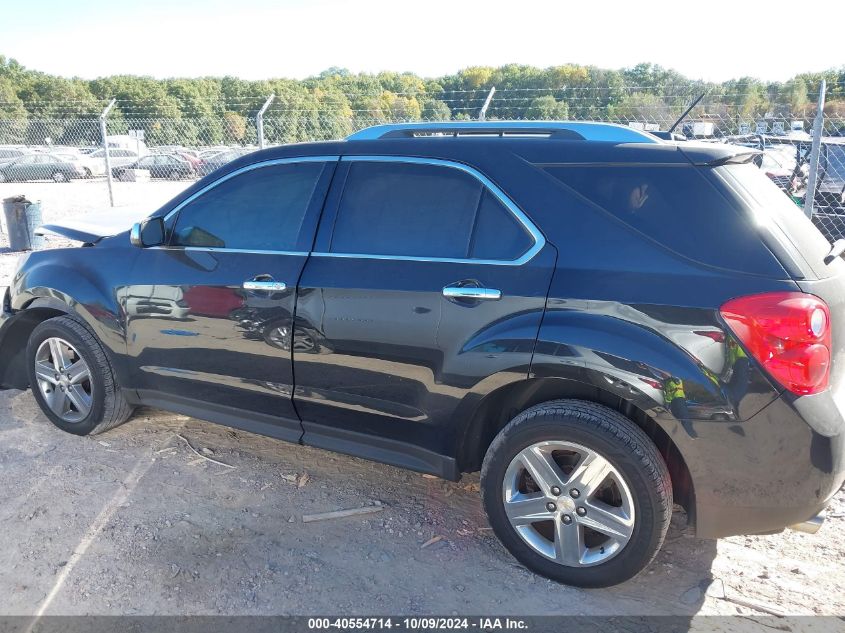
[678,144,761,166]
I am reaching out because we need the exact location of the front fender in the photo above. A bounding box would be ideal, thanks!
[11,247,137,387]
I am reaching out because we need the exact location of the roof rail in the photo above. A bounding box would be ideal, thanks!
[346,121,662,144]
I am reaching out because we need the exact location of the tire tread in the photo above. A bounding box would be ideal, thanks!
[480,399,672,586]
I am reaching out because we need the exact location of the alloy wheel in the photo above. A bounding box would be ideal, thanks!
[502,440,635,567]
[34,337,93,423]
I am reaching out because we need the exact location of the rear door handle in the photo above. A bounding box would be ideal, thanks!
[442,286,502,301]
[243,279,287,291]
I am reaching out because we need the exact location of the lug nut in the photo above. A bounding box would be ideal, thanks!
[550,486,561,496]
[561,514,572,525]
[576,506,586,516]
[570,489,580,498]
[546,502,557,512]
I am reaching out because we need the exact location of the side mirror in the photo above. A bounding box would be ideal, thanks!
[130,217,165,248]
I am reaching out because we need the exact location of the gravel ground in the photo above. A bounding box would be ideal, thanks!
[0,180,843,617]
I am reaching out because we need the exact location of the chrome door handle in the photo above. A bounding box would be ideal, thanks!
[243,280,287,291]
[442,286,502,301]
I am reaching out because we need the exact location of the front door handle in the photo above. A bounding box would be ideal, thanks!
[243,279,287,292]
[442,286,502,301]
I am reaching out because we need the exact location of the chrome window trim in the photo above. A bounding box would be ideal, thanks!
[149,246,309,256]
[312,155,546,267]
[162,155,340,223]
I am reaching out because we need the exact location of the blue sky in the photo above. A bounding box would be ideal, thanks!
[2,0,843,81]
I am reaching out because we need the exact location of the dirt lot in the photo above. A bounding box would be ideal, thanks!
[0,181,843,618]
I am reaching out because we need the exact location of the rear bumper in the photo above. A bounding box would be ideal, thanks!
[690,392,845,539]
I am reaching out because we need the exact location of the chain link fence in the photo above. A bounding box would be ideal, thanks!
[1,85,844,244]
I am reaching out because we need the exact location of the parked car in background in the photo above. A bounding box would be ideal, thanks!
[88,148,140,168]
[198,147,230,160]
[198,148,253,176]
[172,151,202,171]
[816,141,845,205]
[0,152,99,182]
[0,147,31,166]
[112,154,195,180]
[756,146,800,192]
[4,122,842,589]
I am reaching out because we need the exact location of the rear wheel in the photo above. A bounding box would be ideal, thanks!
[0,171,6,183]
[27,316,134,435]
[481,400,671,587]
[169,170,181,180]
[52,171,67,183]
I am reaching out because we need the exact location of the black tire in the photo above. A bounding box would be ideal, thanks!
[27,315,134,436]
[481,399,671,587]
[0,171,7,183]
[52,171,67,183]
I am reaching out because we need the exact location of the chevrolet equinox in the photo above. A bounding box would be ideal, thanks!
[1,121,843,587]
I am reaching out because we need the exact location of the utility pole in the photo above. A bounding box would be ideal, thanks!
[256,94,275,149]
[479,87,496,121]
[804,80,827,219]
[100,99,116,207]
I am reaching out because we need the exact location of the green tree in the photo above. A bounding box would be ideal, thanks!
[525,96,568,120]
[223,111,247,144]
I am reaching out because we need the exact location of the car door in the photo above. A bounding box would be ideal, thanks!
[294,157,556,473]
[13,155,37,180]
[136,156,156,177]
[123,156,337,440]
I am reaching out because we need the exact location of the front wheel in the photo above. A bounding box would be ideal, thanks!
[27,315,134,435]
[481,400,672,587]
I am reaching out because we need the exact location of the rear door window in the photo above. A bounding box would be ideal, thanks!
[329,160,534,261]
[542,164,783,275]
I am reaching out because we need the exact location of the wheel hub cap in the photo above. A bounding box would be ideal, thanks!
[502,440,635,567]
[34,337,92,423]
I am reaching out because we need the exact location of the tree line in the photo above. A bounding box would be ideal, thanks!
[1,55,843,147]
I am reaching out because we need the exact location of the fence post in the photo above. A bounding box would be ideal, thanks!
[100,99,116,207]
[804,80,827,219]
[478,87,496,121]
[256,94,275,150]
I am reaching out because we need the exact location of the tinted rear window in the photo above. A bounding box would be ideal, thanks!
[542,164,782,274]
[331,161,534,261]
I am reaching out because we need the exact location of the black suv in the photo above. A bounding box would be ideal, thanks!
[2,122,844,588]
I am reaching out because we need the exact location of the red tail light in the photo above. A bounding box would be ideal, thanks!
[720,292,831,395]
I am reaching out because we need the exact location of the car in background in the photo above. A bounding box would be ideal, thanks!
[112,154,195,180]
[756,146,800,192]
[0,152,100,182]
[0,147,31,166]
[198,148,253,176]
[172,151,202,171]
[88,148,140,168]
[197,147,230,160]
[816,141,845,205]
